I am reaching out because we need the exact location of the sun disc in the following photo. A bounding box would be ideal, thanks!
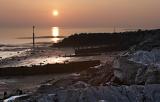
[52,10,59,16]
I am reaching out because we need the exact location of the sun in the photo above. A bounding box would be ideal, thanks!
[52,10,59,16]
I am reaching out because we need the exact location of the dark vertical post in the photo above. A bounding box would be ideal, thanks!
[33,26,35,47]
[113,26,116,33]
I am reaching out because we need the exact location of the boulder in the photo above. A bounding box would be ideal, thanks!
[15,85,160,102]
[145,65,160,84]
[113,57,145,84]
[113,49,160,85]
[129,49,160,67]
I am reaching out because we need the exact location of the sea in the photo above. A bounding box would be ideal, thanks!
[0,27,140,45]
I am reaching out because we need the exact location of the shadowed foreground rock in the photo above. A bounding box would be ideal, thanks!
[15,84,160,102]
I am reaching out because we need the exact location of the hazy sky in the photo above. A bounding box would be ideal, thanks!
[0,0,160,28]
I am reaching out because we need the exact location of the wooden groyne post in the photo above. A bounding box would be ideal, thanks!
[33,26,35,47]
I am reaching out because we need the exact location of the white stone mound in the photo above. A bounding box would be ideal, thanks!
[129,49,160,67]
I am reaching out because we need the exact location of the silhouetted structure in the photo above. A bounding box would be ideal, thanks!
[33,26,35,47]
[54,29,160,52]
[113,26,116,33]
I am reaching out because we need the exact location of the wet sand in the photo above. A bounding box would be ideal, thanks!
[0,60,100,76]
[0,45,107,68]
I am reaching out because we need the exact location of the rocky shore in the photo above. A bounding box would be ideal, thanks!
[16,85,160,102]
[3,29,160,102]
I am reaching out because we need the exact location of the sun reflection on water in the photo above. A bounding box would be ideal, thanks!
[52,27,60,43]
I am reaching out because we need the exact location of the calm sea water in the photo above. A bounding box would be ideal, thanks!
[0,27,138,45]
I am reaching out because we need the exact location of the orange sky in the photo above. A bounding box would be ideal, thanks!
[0,0,160,28]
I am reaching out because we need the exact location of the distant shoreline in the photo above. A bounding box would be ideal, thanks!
[54,29,160,49]
[17,35,66,39]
